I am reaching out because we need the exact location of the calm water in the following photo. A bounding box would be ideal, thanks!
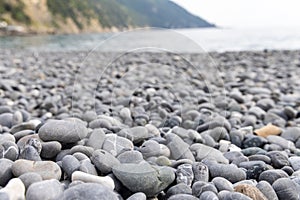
[1,27,300,52]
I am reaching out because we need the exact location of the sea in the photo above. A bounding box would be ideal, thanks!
[1,27,300,53]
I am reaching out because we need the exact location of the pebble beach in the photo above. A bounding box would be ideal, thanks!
[0,49,300,200]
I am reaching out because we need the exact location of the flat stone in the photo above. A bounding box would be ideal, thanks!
[204,161,246,183]
[112,161,175,197]
[166,183,192,198]
[212,177,234,192]
[258,169,289,185]
[62,183,118,200]
[199,191,219,200]
[166,133,195,161]
[12,159,61,180]
[118,126,150,144]
[254,124,282,138]
[26,179,63,200]
[266,135,296,151]
[72,171,115,190]
[281,127,300,142]
[38,119,88,143]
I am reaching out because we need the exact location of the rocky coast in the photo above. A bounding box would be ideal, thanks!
[0,49,300,199]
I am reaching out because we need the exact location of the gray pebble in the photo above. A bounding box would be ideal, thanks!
[0,158,13,186]
[256,180,278,200]
[19,172,43,190]
[38,119,88,143]
[62,155,80,177]
[91,149,120,174]
[26,179,63,200]
[86,128,105,150]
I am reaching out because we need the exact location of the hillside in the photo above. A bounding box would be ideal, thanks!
[0,0,215,34]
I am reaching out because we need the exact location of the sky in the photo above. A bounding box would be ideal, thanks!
[172,0,300,28]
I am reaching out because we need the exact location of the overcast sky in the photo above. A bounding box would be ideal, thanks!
[172,0,300,28]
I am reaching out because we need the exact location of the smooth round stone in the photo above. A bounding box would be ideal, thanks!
[248,155,271,164]
[73,152,89,161]
[117,150,143,164]
[289,156,300,171]
[199,191,219,200]
[12,111,23,126]
[0,178,25,200]
[192,181,218,197]
[102,134,134,156]
[118,126,150,144]
[243,135,267,148]
[212,177,234,192]
[82,111,97,123]
[56,149,71,162]
[266,135,296,151]
[192,162,209,182]
[127,192,147,200]
[156,156,172,166]
[0,113,13,128]
[0,192,9,200]
[0,133,15,144]
[26,179,63,200]
[19,172,42,190]
[91,150,120,174]
[166,183,192,198]
[70,145,94,157]
[86,129,105,150]
[234,184,268,200]
[281,127,300,142]
[256,180,279,200]
[282,166,294,176]
[112,162,175,197]
[176,164,194,186]
[166,133,195,161]
[206,162,246,183]
[12,159,61,180]
[41,141,62,159]
[0,159,13,186]
[241,147,266,156]
[258,169,289,185]
[79,159,97,175]
[72,171,115,190]
[0,141,19,161]
[62,183,119,200]
[62,155,80,177]
[267,151,289,169]
[13,130,34,141]
[168,194,198,200]
[38,119,88,143]
[138,140,170,158]
[248,106,266,119]
[190,143,228,164]
[10,122,36,134]
[272,178,300,200]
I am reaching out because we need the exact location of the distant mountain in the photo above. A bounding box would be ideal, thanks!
[0,0,215,34]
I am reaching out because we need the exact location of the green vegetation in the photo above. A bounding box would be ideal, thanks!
[0,0,31,24]
[0,0,214,33]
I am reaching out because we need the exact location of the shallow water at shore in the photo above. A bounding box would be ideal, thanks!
[1,27,300,53]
